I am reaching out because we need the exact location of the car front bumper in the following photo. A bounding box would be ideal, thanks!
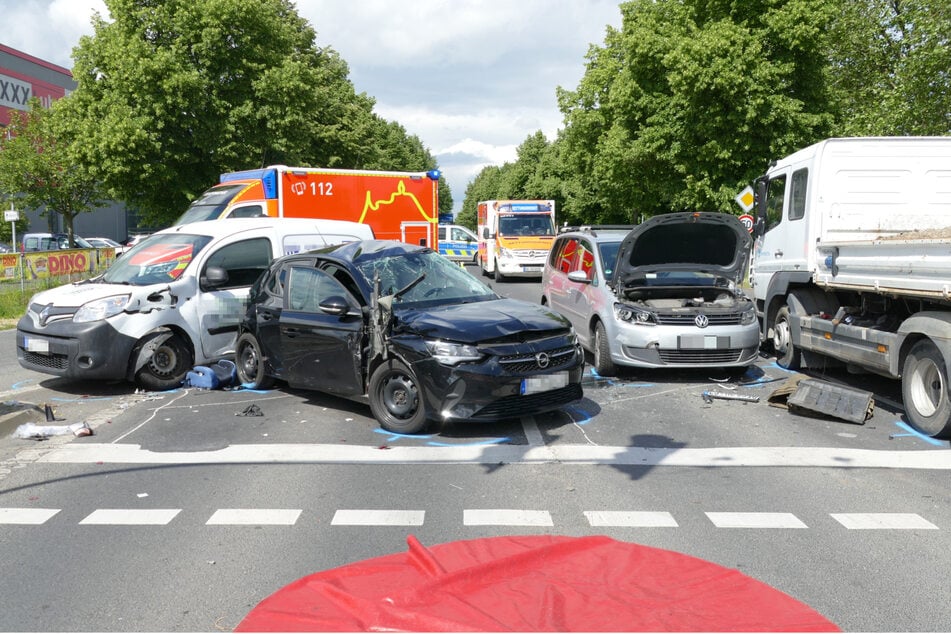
[608,321,761,368]
[17,314,137,381]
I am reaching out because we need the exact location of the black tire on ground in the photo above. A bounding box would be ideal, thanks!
[494,261,506,283]
[772,305,801,370]
[368,359,429,434]
[135,333,193,391]
[901,339,951,439]
[235,332,275,389]
[593,321,617,377]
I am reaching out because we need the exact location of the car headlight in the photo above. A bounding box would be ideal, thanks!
[740,305,757,325]
[73,295,130,323]
[425,339,484,365]
[614,302,657,326]
[499,247,514,259]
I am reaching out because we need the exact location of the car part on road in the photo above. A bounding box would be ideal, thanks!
[701,391,760,404]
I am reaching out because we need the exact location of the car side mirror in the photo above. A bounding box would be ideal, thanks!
[319,295,359,317]
[201,266,229,289]
[567,270,591,284]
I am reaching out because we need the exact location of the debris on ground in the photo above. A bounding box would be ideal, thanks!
[13,421,92,440]
[701,391,761,404]
[768,374,874,424]
[236,404,263,417]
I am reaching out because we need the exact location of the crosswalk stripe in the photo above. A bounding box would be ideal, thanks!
[584,510,679,527]
[331,510,425,526]
[831,513,938,530]
[0,507,61,524]
[79,509,181,525]
[206,509,302,525]
[706,512,808,529]
[464,509,554,526]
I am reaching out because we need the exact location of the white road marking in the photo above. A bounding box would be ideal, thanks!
[330,509,425,526]
[79,509,181,525]
[0,507,60,524]
[831,513,938,530]
[206,508,302,525]
[464,509,553,526]
[584,510,679,527]
[706,512,808,529]
[38,442,951,470]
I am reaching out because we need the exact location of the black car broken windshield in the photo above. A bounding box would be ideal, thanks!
[355,250,496,307]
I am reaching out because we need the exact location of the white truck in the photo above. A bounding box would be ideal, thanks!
[751,136,951,439]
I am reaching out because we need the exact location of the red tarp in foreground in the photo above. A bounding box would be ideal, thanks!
[237,534,839,632]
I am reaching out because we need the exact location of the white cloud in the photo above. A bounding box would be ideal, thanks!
[2,0,622,212]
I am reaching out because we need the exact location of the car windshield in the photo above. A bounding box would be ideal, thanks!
[101,233,213,285]
[499,214,554,236]
[356,250,497,307]
[624,270,727,287]
[599,241,622,279]
[173,184,245,225]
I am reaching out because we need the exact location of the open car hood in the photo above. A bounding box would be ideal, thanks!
[613,212,751,286]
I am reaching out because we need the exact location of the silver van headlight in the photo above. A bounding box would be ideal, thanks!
[73,295,130,323]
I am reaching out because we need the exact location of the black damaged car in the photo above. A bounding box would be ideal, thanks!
[235,240,585,433]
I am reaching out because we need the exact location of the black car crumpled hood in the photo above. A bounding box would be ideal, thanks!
[393,298,570,343]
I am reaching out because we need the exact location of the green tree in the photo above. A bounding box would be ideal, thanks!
[827,0,951,135]
[557,0,836,221]
[64,0,447,227]
[0,99,103,246]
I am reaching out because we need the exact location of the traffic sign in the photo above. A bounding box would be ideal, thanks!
[739,213,754,233]
[735,186,755,212]
[4,209,19,222]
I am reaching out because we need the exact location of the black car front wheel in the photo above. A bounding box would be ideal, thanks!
[235,332,275,390]
[368,360,429,434]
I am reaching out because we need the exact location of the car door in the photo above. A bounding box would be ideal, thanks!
[281,266,364,395]
[197,236,273,360]
[560,237,598,335]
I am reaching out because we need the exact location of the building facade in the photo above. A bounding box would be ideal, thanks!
[1,43,131,242]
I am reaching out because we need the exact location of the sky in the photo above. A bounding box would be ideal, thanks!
[1,0,623,214]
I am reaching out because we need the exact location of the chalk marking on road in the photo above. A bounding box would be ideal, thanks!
[331,509,425,526]
[79,509,181,525]
[112,389,195,443]
[706,512,808,529]
[206,508,302,525]
[37,443,951,469]
[830,513,938,530]
[584,510,678,527]
[0,507,60,524]
[463,509,553,526]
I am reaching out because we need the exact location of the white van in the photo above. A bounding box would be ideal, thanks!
[16,218,374,390]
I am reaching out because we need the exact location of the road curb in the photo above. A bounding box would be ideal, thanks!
[0,401,48,438]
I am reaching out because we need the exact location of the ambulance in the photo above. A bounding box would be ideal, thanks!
[175,165,441,250]
[477,199,556,281]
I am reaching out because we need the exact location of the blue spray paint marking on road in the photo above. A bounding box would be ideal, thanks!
[234,384,275,394]
[891,421,948,447]
[11,380,36,390]
[373,428,436,443]
[565,405,593,425]
[427,437,511,447]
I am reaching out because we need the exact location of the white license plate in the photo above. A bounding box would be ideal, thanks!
[521,372,569,395]
[25,337,50,353]
[521,266,542,272]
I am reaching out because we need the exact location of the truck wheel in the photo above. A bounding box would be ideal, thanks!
[493,261,506,283]
[902,340,951,439]
[773,305,801,370]
[235,333,275,390]
[368,360,429,434]
[593,321,617,377]
[135,334,193,391]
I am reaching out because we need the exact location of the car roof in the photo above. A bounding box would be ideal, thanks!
[557,226,633,243]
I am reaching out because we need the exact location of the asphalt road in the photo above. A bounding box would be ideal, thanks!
[1,273,949,632]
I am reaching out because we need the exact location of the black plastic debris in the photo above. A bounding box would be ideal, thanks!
[769,375,874,424]
[236,404,263,417]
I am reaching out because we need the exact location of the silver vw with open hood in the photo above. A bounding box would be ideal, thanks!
[541,213,758,376]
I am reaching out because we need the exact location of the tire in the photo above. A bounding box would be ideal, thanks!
[235,332,275,389]
[493,261,506,283]
[135,334,193,391]
[593,321,617,377]
[772,305,801,370]
[901,339,951,439]
[368,359,429,434]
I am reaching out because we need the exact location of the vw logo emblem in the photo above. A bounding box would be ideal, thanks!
[39,304,52,327]
[535,352,551,369]
[695,314,709,329]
